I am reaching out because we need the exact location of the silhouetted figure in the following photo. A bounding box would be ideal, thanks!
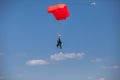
[56,36,62,49]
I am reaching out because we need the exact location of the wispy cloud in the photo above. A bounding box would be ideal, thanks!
[88,76,93,79]
[100,65,107,69]
[0,76,5,80]
[99,77,105,80]
[111,65,120,69]
[17,74,24,78]
[0,53,4,56]
[50,52,85,61]
[26,59,49,66]
[87,77,105,80]
[100,65,120,69]
[91,58,103,62]
[26,52,85,66]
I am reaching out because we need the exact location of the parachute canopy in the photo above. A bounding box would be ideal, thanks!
[48,4,70,20]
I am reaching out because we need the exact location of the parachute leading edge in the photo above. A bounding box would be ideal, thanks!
[47,4,70,20]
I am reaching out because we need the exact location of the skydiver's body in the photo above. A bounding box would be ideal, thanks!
[56,35,62,49]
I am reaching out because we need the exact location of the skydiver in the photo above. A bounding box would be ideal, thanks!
[56,35,62,49]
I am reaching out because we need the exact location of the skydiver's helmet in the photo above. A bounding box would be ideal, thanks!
[58,34,61,38]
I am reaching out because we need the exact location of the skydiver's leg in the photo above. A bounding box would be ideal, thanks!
[60,44,62,49]
[56,44,59,48]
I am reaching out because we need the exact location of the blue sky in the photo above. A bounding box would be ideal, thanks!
[0,0,120,80]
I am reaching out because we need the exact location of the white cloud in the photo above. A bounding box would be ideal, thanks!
[91,58,103,62]
[91,2,96,5]
[26,52,85,66]
[50,52,85,61]
[26,59,49,65]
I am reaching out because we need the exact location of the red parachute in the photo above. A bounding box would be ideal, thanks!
[47,4,70,20]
